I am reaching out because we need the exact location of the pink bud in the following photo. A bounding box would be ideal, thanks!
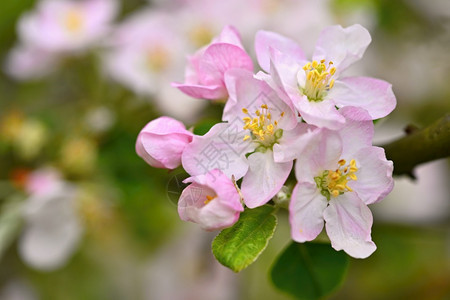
[178,169,243,231]
[136,116,193,169]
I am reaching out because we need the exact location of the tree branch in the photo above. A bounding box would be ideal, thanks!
[381,113,450,177]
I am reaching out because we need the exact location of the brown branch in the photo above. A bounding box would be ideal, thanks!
[381,113,450,177]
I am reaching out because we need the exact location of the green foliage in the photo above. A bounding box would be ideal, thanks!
[212,205,277,272]
[192,119,217,135]
[270,242,349,300]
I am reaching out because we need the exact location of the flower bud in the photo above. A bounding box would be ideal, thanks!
[178,169,243,231]
[136,117,193,169]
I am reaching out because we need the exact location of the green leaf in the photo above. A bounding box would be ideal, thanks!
[270,242,349,300]
[212,205,277,272]
[192,119,217,135]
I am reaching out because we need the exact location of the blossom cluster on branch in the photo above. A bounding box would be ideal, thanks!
[136,24,396,258]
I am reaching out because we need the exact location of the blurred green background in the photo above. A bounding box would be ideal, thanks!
[0,0,449,299]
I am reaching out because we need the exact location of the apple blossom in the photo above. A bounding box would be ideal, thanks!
[18,0,118,53]
[182,69,317,208]
[289,107,394,258]
[256,24,396,129]
[178,169,244,231]
[136,116,194,169]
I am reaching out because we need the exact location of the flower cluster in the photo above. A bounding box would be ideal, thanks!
[137,24,396,258]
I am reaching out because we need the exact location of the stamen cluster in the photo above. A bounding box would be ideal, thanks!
[315,159,358,200]
[301,60,336,101]
[242,104,284,147]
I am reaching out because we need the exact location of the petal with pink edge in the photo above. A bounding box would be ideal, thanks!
[313,24,371,72]
[171,82,226,100]
[328,76,396,120]
[215,25,245,48]
[242,151,292,208]
[324,193,376,259]
[349,146,394,205]
[255,30,305,73]
[289,182,327,242]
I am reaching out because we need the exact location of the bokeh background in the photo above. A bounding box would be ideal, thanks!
[0,0,449,299]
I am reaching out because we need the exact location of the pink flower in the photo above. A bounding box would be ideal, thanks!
[182,69,317,208]
[289,107,394,258]
[172,25,254,100]
[178,169,244,231]
[18,0,118,53]
[136,116,194,169]
[256,24,396,129]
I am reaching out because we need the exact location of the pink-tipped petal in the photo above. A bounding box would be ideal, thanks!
[241,151,292,208]
[171,82,226,100]
[215,25,244,48]
[328,76,396,120]
[350,147,394,205]
[255,30,305,72]
[289,183,327,242]
[324,193,376,259]
[313,24,371,72]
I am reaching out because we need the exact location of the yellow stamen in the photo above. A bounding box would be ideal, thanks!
[204,195,217,204]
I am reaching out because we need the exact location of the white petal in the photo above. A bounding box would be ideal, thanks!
[19,185,82,271]
[324,193,376,259]
[241,151,292,208]
[289,183,327,242]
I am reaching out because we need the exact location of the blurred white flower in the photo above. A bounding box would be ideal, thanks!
[104,9,205,122]
[4,46,58,80]
[84,106,116,134]
[18,0,118,53]
[143,225,238,300]
[19,168,83,271]
[0,280,37,300]
[5,0,118,80]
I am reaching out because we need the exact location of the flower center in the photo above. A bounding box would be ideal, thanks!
[145,46,170,72]
[241,104,284,149]
[300,60,336,102]
[314,159,358,200]
[189,24,214,48]
[204,195,217,204]
[64,9,83,33]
